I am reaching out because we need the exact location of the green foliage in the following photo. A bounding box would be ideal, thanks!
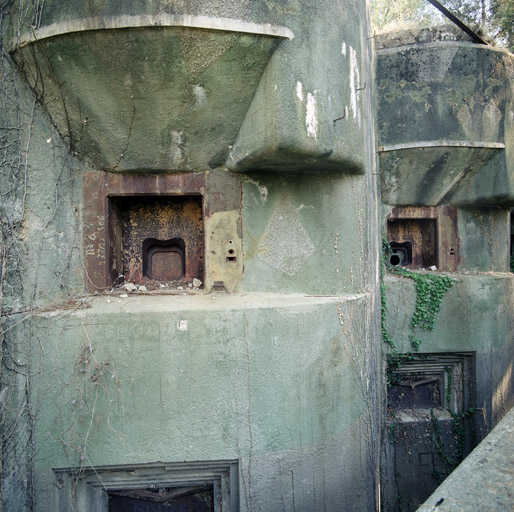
[444,0,514,50]
[381,236,454,350]
[491,0,514,51]
[369,0,442,30]
[428,406,475,482]
[444,0,490,26]
[369,0,514,51]
[389,421,398,443]
[408,334,422,351]
[380,237,395,350]
[451,407,475,459]
[430,409,454,478]
[381,282,396,350]
[382,236,393,270]
[409,272,454,331]
[381,237,454,385]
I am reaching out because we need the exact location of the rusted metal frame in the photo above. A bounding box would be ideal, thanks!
[105,176,206,288]
[83,172,207,291]
[83,170,243,293]
[425,0,489,45]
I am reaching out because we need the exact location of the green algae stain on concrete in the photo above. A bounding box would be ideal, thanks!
[377,44,511,147]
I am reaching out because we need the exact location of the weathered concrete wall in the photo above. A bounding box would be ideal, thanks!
[28,294,377,511]
[1,1,381,511]
[418,404,514,511]
[376,26,514,207]
[240,173,372,294]
[0,54,84,312]
[384,273,514,424]
[381,272,514,510]
[457,207,510,272]
[376,26,514,512]
[0,34,84,512]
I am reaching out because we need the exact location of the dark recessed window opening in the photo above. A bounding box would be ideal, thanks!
[389,373,442,410]
[54,460,239,512]
[107,195,204,288]
[387,218,437,269]
[109,485,214,512]
[388,353,474,419]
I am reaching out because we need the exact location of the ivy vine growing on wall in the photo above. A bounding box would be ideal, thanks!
[381,237,454,363]
[381,237,473,486]
[382,237,478,489]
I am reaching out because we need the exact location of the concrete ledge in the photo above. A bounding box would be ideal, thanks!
[12,14,294,50]
[379,141,505,153]
[417,405,514,511]
[38,292,369,317]
[376,40,511,56]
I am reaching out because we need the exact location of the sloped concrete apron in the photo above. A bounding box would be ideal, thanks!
[418,404,514,511]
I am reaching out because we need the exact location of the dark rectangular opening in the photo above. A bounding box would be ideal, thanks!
[55,460,239,512]
[387,353,475,417]
[143,237,186,281]
[389,241,412,267]
[389,374,442,410]
[109,485,214,512]
[107,195,204,288]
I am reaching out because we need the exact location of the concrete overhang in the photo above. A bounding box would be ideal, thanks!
[376,33,514,205]
[11,15,293,172]
[379,141,505,206]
